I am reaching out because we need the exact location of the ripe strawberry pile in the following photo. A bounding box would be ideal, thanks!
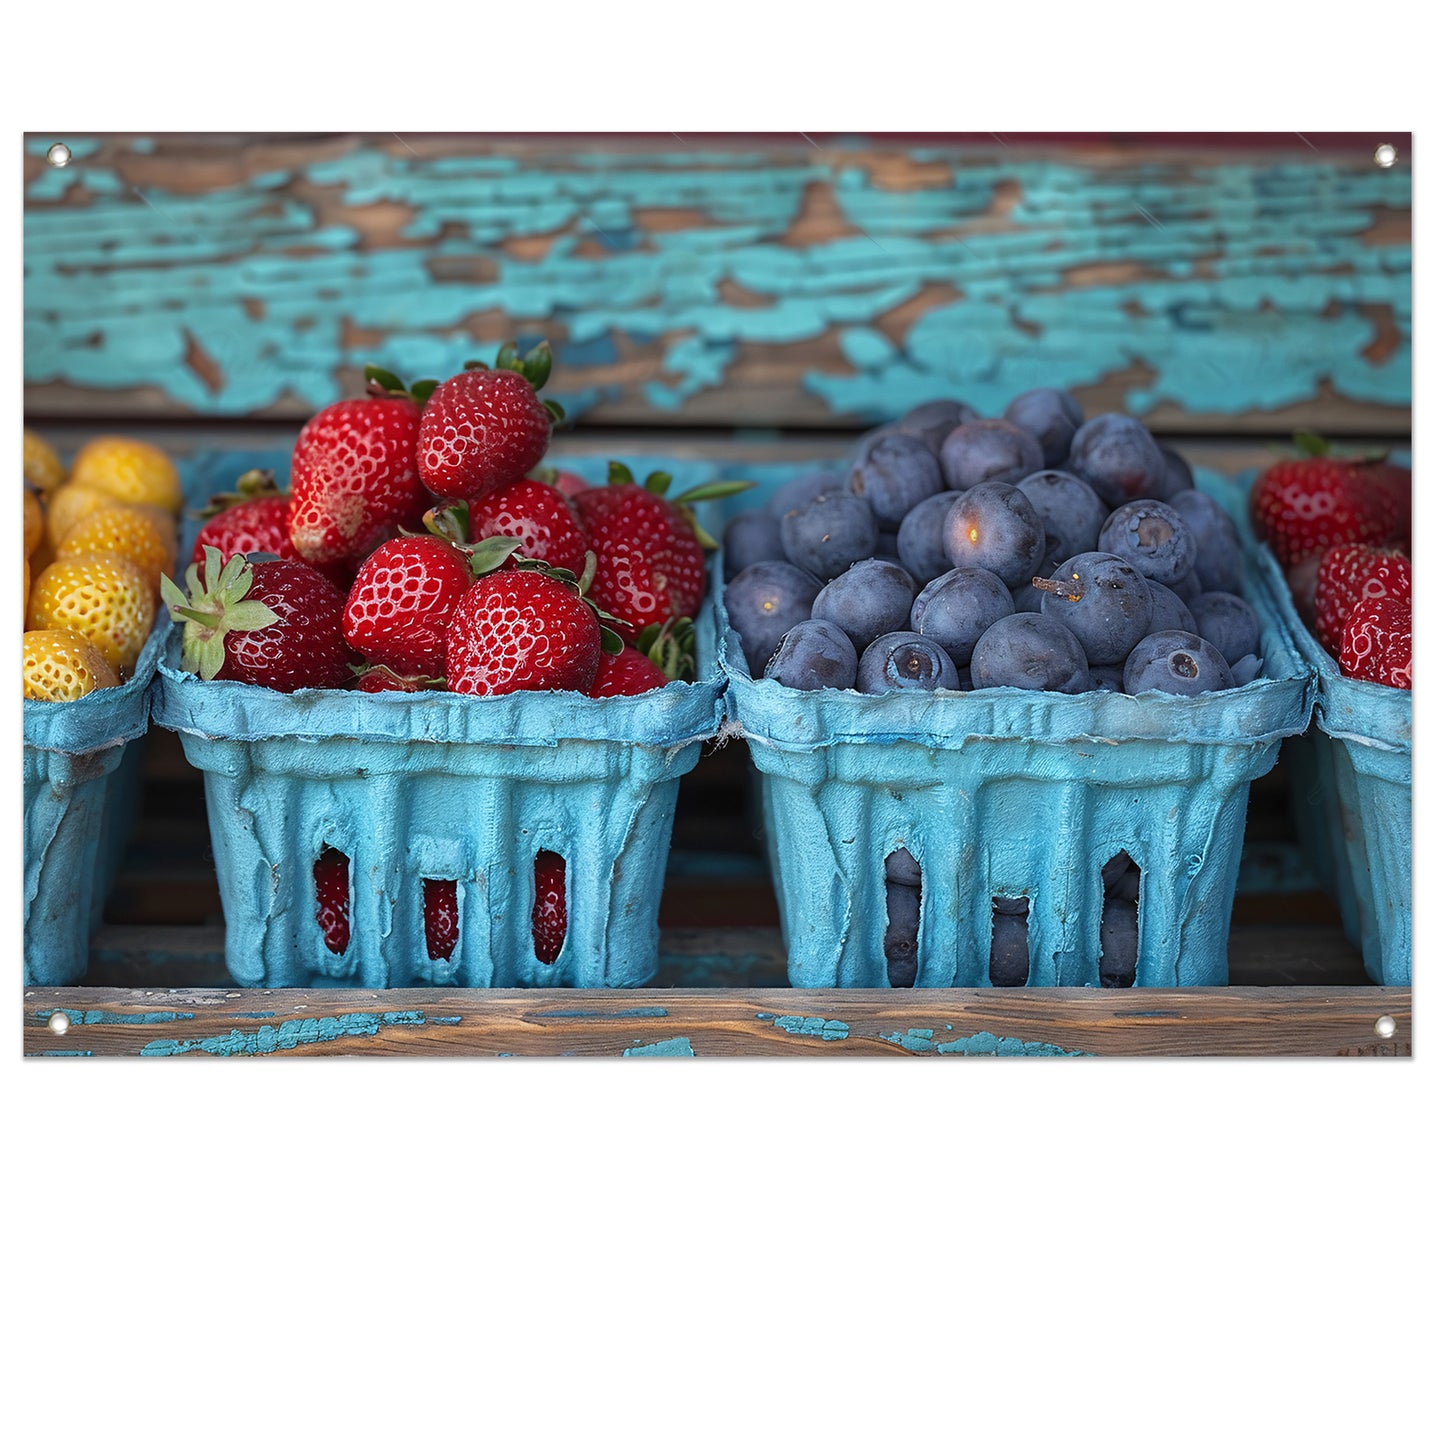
[1250,436,1412,690]
[164,345,744,700]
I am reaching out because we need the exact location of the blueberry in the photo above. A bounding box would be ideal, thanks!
[939,418,1045,491]
[848,432,943,527]
[1189,592,1261,666]
[1144,579,1197,634]
[896,492,959,583]
[1099,896,1139,987]
[724,561,822,677]
[1088,664,1125,692]
[1004,388,1084,467]
[895,398,979,455]
[780,492,879,580]
[1067,414,1168,509]
[1122,630,1236,696]
[767,471,845,520]
[1157,445,1197,500]
[812,558,917,654]
[1034,551,1154,666]
[885,848,922,888]
[1172,569,1203,605]
[942,482,1047,588]
[723,510,787,580]
[884,881,921,988]
[911,566,1015,670]
[874,531,901,560]
[989,909,1031,987]
[1012,581,1043,613]
[857,632,960,694]
[1231,654,1264,687]
[1015,469,1108,571]
[1168,490,1242,594]
[970,613,1091,694]
[763,619,858,691]
[1097,499,1198,586]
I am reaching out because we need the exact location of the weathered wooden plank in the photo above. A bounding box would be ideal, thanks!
[24,133,1410,432]
[24,984,1409,1058]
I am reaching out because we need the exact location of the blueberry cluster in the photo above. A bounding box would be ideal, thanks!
[724,393,1260,697]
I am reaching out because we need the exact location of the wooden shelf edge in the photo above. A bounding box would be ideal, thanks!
[23,985,1411,1059]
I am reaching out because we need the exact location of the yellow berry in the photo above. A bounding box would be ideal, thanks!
[23,556,31,626]
[59,506,176,595]
[27,556,156,676]
[46,483,115,551]
[70,436,182,514]
[23,429,67,494]
[24,489,44,557]
[23,628,121,701]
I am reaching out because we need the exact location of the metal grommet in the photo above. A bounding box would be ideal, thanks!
[46,142,72,168]
[48,1012,70,1035]
[1374,1015,1396,1039]
[1374,143,1398,169]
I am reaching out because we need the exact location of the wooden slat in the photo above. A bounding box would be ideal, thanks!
[24,983,1409,1058]
[24,133,1410,434]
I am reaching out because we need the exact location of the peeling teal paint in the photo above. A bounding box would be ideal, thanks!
[432,1016,463,1025]
[623,1036,696,1057]
[42,1007,196,1026]
[24,143,1409,422]
[763,1014,850,1041]
[40,1050,93,1057]
[880,1028,1091,1057]
[232,1011,276,1019]
[138,1010,426,1057]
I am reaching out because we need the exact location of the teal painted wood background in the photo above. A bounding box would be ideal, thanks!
[23,134,1411,433]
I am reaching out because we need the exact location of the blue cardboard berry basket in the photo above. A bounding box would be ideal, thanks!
[1253,548,1411,985]
[711,470,1316,989]
[23,616,168,986]
[153,450,726,989]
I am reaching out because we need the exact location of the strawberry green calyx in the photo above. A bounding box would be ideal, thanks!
[604,461,755,550]
[364,363,438,407]
[198,468,285,520]
[463,339,555,390]
[160,545,280,682]
[1288,432,1389,466]
[468,539,625,655]
[637,616,697,681]
[350,663,447,691]
[420,502,473,549]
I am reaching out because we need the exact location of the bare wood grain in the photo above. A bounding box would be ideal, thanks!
[24,984,1409,1058]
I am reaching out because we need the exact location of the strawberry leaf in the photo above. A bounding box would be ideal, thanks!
[643,470,673,496]
[197,468,284,519]
[159,572,189,615]
[469,535,524,576]
[364,364,407,395]
[542,399,567,426]
[463,358,489,371]
[531,466,559,486]
[423,503,471,547]
[521,340,553,390]
[225,600,282,632]
[1295,431,1332,458]
[607,461,637,488]
[672,479,756,504]
[495,341,521,374]
[191,634,227,683]
[577,550,598,596]
[599,625,625,656]
[410,378,439,406]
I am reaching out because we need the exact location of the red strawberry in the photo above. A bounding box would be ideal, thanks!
[576,463,749,641]
[1339,596,1411,689]
[1356,460,1412,550]
[468,477,589,574]
[587,616,697,697]
[445,558,606,697]
[544,468,590,500]
[417,342,563,503]
[424,879,459,961]
[532,851,566,963]
[315,848,350,954]
[353,664,447,693]
[162,547,355,693]
[1314,545,1411,659]
[289,368,433,564]
[343,536,474,675]
[192,470,302,565]
[587,646,669,697]
[1251,456,1395,567]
